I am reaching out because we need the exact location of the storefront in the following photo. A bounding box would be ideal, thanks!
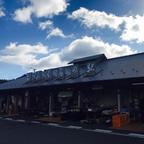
[0,53,144,123]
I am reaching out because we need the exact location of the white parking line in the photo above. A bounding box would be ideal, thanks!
[15,119,25,123]
[83,128,144,139]
[128,133,144,138]
[5,118,13,121]
[94,129,112,133]
[66,125,82,129]
[31,121,40,124]
[48,123,60,126]
[110,132,133,137]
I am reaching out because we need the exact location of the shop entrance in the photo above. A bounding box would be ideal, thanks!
[57,91,73,113]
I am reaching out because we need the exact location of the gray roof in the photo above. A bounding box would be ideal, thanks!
[68,54,106,64]
[0,52,144,90]
[0,75,27,90]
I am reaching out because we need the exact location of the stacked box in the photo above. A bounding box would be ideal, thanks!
[112,114,128,127]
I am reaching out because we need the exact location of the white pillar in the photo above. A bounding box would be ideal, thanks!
[117,89,121,112]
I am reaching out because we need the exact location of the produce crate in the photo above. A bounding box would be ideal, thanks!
[112,114,128,127]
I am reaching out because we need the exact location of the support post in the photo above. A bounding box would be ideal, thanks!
[6,96,10,114]
[117,89,121,112]
[49,93,53,117]
[14,96,18,113]
[24,90,29,110]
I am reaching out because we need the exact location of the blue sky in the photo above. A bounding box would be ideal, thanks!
[0,0,144,79]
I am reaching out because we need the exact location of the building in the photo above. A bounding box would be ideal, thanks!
[0,80,8,84]
[0,53,144,121]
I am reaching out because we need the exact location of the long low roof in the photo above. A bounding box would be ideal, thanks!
[0,52,144,90]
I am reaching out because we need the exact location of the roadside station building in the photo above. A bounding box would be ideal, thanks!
[0,53,144,121]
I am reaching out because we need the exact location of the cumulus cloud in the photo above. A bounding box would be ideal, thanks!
[47,27,68,39]
[0,42,51,69]
[68,7,144,43]
[13,7,33,23]
[0,8,5,17]
[0,36,136,71]
[13,0,68,23]
[2,42,48,55]
[32,53,65,70]
[60,36,136,62]
[39,20,53,30]
[68,7,124,31]
[0,0,5,18]
[39,20,73,39]
[120,15,144,43]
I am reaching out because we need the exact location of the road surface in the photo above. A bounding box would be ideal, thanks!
[0,119,143,144]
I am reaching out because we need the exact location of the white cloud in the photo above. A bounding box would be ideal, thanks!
[39,20,73,39]
[2,42,48,55]
[32,54,66,70]
[0,8,5,17]
[39,20,53,30]
[68,7,144,43]
[0,36,136,71]
[0,42,50,69]
[60,36,136,62]
[47,27,68,39]
[121,15,144,43]
[0,0,5,18]
[68,7,124,31]
[13,7,33,23]
[0,42,66,70]
[13,0,68,23]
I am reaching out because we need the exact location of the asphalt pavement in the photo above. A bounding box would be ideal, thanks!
[0,119,143,144]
